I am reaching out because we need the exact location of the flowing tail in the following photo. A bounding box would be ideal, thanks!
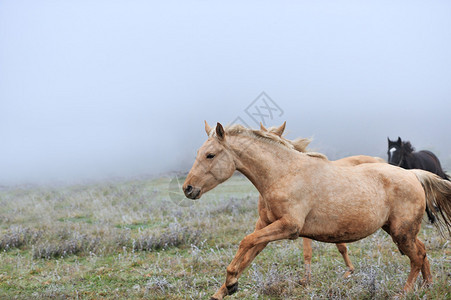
[411,169,451,236]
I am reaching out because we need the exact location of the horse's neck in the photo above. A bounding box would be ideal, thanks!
[403,152,417,169]
[230,137,299,196]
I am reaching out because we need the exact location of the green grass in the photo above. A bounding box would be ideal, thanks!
[0,174,449,299]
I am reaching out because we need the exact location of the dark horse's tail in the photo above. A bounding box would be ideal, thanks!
[411,169,451,236]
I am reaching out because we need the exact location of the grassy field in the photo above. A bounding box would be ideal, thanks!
[0,174,449,299]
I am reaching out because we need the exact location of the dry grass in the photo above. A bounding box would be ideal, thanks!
[0,175,449,299]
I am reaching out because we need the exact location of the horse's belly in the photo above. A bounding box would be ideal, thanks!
[302,227,380,244]
[300,205,389,243]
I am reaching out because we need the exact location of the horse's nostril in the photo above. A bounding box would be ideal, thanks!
[185,185,193,193]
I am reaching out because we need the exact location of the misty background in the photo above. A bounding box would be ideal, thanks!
[1,1,450,185]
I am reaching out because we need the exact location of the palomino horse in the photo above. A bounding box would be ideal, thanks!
[183,122,451,300]
[262,122,385,284]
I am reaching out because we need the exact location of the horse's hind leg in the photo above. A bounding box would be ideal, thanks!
[416,239,432,286]
[399,237,431,291]
[384,225,431,292]
[300,238,312,285]
[335,243,354,278]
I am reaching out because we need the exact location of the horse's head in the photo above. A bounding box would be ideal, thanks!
[182,121,236,199]
[387,137,416,166]
[387,137,403,165]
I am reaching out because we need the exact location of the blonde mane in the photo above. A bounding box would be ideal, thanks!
[208,124,296,150]
[267,126,328,160]
[210,124,328,160]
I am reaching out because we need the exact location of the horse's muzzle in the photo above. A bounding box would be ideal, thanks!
[183,184,201,199]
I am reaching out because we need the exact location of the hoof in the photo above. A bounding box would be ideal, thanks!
[342,270,354,279]
[226,282,238,295]
[299,278,309,286]
[391,292,405,299]
[421,278,432,288]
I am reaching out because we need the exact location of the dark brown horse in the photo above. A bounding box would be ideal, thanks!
[388,137,449,180]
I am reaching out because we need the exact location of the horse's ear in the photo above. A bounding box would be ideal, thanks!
[216,122,225,140]
[397,137,402,144]
[272,121,286,137]
[387,137,391,144]
[260,122,268,132]
[205,120,212,136]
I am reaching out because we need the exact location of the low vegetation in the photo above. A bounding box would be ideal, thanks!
[0,175,449,299]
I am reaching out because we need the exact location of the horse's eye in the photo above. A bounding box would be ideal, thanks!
[206,153,215,159]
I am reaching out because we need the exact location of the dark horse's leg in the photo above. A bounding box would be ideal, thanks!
[425,207,436,224]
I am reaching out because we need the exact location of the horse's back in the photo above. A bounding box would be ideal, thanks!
[413,150,448,179]
[357,162,423,192]
[357,163,426,218]
[304,161,423,205]
[333,155,385,166]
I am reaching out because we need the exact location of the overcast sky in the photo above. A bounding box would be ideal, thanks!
[1,1,450,184]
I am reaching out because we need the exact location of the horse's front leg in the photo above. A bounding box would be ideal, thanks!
[211,218,268,299]
[211,242,268,300]
[300,238,313,285]
[211,216,302,300]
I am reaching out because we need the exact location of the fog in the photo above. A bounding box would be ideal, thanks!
[1,1,450,185]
